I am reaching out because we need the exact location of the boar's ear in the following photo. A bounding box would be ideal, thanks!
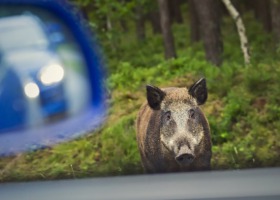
[188,78,207,105]
[146,85,166,110]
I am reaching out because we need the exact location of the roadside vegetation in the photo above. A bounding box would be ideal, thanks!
[1,9,280,181]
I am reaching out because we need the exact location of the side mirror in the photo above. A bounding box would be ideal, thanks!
[46,22,66,45]
[0,0,107,156]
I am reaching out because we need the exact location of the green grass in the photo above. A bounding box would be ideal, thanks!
[1,12,280,182]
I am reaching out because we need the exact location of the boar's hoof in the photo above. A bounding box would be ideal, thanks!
[175,153,194,165]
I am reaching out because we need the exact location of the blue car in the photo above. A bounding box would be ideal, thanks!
[0,14,68,132]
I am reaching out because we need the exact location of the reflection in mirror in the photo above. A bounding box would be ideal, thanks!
[0,3,107,157]
[0,6,91,132]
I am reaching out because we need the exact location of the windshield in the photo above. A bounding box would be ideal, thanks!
[0,21,49,51]
[1,0,280,185]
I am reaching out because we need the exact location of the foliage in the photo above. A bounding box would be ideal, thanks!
[1,7,280,182]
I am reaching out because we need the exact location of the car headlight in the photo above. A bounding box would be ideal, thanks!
[24,82,40,98]
[39,64,64,85]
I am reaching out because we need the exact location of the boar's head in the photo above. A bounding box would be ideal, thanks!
[146,78,209,166]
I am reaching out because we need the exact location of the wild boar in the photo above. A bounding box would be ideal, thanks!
[136,78,211,173]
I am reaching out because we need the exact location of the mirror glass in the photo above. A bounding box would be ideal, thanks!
[0,5,104,155]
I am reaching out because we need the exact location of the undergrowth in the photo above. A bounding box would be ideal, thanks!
[1,12,280,182]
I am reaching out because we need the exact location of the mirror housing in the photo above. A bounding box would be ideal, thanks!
[0,0,107,156]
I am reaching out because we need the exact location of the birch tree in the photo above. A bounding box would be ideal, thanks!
[222,0,250,65]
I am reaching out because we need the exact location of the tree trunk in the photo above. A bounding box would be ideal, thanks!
[120,20,128,32]
[158,0,177,59]
[189,0,200,43]
[80,6,90,21]
[270,0,280,43]
[222,0,250,65]
[193,0,223,66]
[230,0,242,14]
[243,0,255,12]
[135,5,146,41]
[254,0,272,32]
[168,0,183,24]
[148,11,162,34]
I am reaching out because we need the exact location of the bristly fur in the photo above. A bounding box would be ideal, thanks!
[136,79,211,173]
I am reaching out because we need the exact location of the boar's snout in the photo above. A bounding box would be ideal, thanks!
[175,153,194,165]
[175,145,195,165]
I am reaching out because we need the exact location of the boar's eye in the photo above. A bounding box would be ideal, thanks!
[189,109,195,119]
[162,111,171,123]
